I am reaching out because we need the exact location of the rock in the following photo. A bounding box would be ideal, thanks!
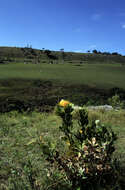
[87,105,113,111]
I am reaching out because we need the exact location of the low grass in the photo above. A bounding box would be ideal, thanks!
[0,62,125,112]
[88,109,125,157]
[0,63,125,89]
[0,109,125,189]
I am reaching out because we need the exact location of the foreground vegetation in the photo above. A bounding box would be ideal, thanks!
[0,107,125,189]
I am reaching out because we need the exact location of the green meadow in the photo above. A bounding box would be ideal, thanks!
[0,63,125,88]
[0,62,125,112]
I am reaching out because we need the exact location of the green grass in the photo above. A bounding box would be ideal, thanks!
[0,62,125,112]
[0,109,125,189]
[0,63,125,88]
[88,109,125,156]
[0,111,61,189]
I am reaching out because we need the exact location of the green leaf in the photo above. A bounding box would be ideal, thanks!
[76,187,80,190]
[41,144,50,155]
[27,138,37,145]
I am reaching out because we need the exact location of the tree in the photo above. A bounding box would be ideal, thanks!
[44,49,51,57]
[112,52,119,56]
[60,48,65,62]
[92,49,98,54]
[60,48,64,52]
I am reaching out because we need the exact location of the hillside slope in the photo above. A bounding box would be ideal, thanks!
[0,46,125,65]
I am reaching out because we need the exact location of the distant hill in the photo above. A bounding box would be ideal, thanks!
[0,46,125,65]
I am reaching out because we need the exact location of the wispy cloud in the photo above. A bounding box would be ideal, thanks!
[91,14,101,21]
[121,24,125,29]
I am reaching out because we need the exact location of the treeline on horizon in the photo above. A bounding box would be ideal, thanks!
[0,46,125,65]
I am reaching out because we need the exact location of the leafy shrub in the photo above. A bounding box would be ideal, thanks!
[40,100,120,190]
[108,94,124,109]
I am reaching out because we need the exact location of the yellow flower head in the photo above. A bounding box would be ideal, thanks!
[59,99,70,107]
[79,129,83,134]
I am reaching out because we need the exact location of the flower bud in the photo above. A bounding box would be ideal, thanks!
[95,120,100,126]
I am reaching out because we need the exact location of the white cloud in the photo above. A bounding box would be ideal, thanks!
[91,14,101,21]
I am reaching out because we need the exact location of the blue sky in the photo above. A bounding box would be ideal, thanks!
[0,0,125,54]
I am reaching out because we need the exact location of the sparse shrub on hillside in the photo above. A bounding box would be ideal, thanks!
[92,49,98,54]
[40,100,120,190]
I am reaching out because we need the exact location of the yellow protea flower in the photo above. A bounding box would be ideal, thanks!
[79,129,83,134]
[59,99,70,107]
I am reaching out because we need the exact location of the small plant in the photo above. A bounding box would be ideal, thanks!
[40,100,119,190]
[108,94,124,109]
[7,160,41,190]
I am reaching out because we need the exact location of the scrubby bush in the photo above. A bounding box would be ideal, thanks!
[108,94,124,109]
[40,100,120,190]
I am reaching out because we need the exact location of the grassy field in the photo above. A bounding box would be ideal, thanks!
[0,62,125,112]
[0,109,125,189]
[0,63,125,88]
